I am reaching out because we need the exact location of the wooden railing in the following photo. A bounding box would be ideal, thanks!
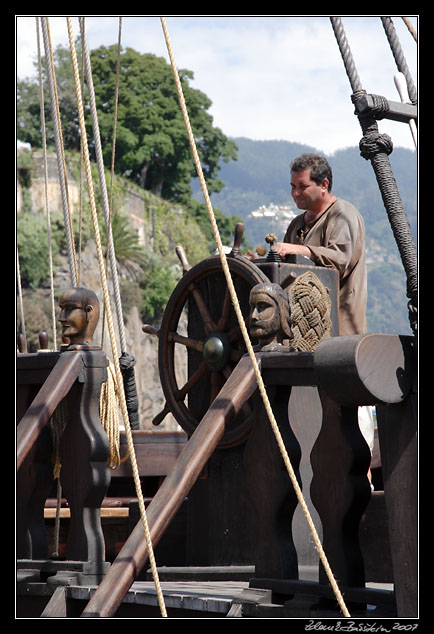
[16,334,417,618]
[17,348,110,566]
[17,352,83,470]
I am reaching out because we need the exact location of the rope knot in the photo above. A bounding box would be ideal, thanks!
[359,131,393,160]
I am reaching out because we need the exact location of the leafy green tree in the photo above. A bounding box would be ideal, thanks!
[17,212,64,288]
[17,41,84,151]
[17,42,238,204]
[89,45,237,202]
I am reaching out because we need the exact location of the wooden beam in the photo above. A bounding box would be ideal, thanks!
[314,334,415,406]
[17,352,83,470]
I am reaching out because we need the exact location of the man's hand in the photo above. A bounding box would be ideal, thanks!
[274,242,312,260]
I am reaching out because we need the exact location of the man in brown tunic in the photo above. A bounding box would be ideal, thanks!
[274,153,367,336]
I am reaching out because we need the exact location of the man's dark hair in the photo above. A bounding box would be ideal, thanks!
[290,153,333,191]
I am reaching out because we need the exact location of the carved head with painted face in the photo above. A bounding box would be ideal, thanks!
[58,287,100,346]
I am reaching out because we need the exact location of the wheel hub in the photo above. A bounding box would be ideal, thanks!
[203,331,231,371]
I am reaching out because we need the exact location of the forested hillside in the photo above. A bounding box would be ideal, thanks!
[199,137,417,335]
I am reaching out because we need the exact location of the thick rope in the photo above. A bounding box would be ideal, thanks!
[160,16,350,618]
[289,271,332,352]
[330,16,417,335]
[40,17,77,288]
[66,17,167,618]
[381,17,417,105]
[100,361,129,470]
[36,17,57,350]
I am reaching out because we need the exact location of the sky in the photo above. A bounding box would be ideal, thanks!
[15,15,418,156]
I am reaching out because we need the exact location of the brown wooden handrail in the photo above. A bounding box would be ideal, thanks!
[17,351,83,470]
[81,354,259,618]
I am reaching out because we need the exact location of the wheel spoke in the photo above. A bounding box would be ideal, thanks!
[217,287,232,331]
[210,371,224,403]
[188,283,217,334]
[227,315,251,343]
[169,331,203,353]
[174,361,209,402]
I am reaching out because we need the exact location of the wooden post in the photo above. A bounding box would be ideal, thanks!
[16,349,110,569]
[59,349,110,562]
[376,395,418,617]
[311,390,371,589]
[244,383,301,580]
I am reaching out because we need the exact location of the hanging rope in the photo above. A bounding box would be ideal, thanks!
[160,16,351,618]
[79,17,140,430]
[381,17,417,105]
[330,16,417,335]
[66,17,166,618]
[102,16,122,349]
[36,17,57,349]
[401,17,417,43]
[100,361,129,470]
[49,399,68,558]
[16,246,26,346]
[40,17,78,288]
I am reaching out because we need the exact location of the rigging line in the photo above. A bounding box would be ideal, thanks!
[66,17,166,618]
[401,16,417,43]
[160,15,351,619]
[78,16,127,354]
[40,17,78,287]
[381,17,417,106]
[101,16,122,350]
[35,17,57,350]
[16,246,26,343]
[330,16,417,336]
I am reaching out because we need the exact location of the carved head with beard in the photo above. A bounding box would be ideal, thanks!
[249,283,292,350]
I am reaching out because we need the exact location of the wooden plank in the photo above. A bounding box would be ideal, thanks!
[114,431,188,477]
[44,508,129,519]
[40,586,67,618]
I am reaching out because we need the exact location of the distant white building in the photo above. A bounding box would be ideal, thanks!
[247,203,298,246]
[248,203,297,227]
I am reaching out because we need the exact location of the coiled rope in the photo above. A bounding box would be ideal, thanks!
[66,17,167,618]
[330,16,417,336]
[160,16,350,618]
[100,361,129,470]
[289,271,332,352]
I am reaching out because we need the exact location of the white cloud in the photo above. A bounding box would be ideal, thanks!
[16,15,418,154]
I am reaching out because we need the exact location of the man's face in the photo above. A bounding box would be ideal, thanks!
[58,289,89,342]
[249,292,280,342]
[290,169,327,211]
